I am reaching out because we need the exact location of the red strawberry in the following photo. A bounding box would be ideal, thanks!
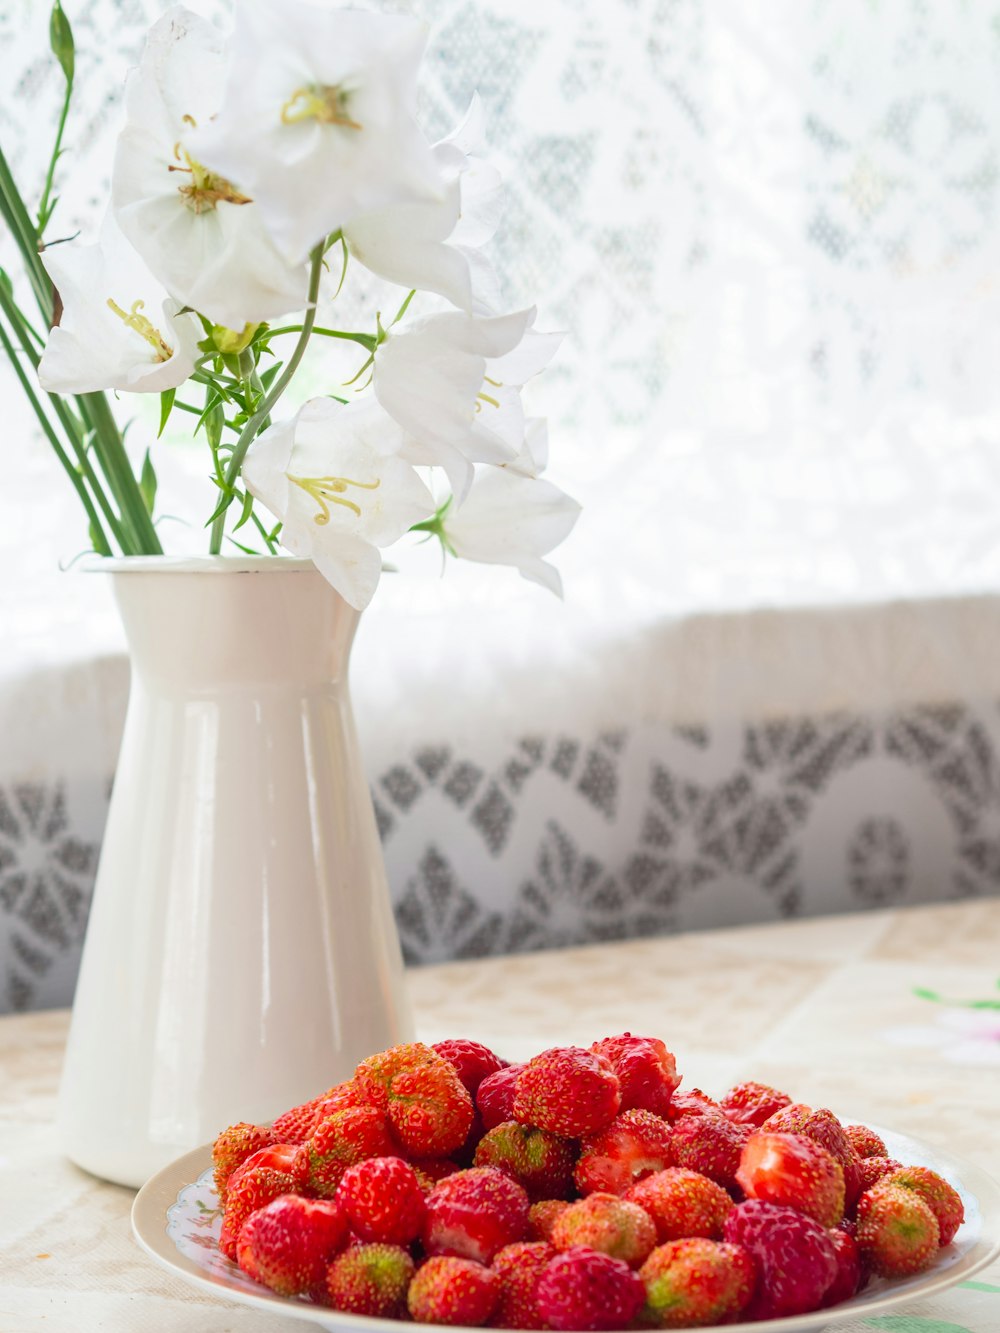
[218,1165,300,1261]
[625,1167,733,1242]
[723,1199,838,1319]
[821,1227,863,1306]
[212,1122,276,1203]
[227,1142,300,1193]
[719,1080,792,1128]
[528,1198,572,1242]
[858,1156,904,1193]
[844,1123,888,1159]
[664,1089,723,1123]
[551,1192,657,1268]
[880,1166,964,1246]
[760,1103,863,1206]
[354,1041,444,1107]
[514,1047,621,1138]
[477,1064,525,1132]
[338,1156,426,1245]
[410,1157,461,1192]
[408,1255,500,1325]
[671,1112,751,1190]
[236,1193,346,1296]
[271,1080,365,1144]
[433,1038,507,1094]
[423,1166,530,1263]
[296,1104,395,1197]
[856,1183,940,1276]
[575,1109,675,1195]
[492,1240,556,1329]
[536,1245,646,1331]
[735,1131,846,1227]
[326,1241,415,1317]
[355,1042,474,1156]
[590,1034,680,1116]
[473,1121,575,1200]
[639,1237,756,1327]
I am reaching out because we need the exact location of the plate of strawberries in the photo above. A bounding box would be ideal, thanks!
[132,1035,1000,1330]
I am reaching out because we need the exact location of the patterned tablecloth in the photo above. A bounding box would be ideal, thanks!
[2,899,1000,1332]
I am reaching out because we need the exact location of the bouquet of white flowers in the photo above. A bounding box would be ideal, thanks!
[1,1,579,609]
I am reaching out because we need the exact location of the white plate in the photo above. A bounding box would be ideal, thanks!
[132,1124,1000,1333]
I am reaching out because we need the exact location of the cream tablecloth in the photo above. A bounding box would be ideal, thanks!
[2,901,1000,1332]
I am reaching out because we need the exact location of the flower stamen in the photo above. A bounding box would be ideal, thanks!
[280,84,362,130]
[106,298,173,362]
[169,142,251,213]
[290,473,380,524]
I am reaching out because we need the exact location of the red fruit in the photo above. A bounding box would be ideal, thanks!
[338,1156,426,1245]
[881,1166,965,1246]
[354,1041,444,1107]
[296,1105,395,1197]
[719,1081,792,1128]
[551,1193,656,1267]
[856,1183,940,1276]
[423,1166,530,1263]
[411,1157,461,1192]
[433,1038,507,1094]
[639,1238,756,1327]
[735,1132,846,1227]
[671,1112,751,1190]
[326,1242,415,1317]
[514,1047,621,1138]
[723,1199,838,1319]
[844,1123,888,1159]
[473,1120,575,1200]
[354,1042,475,1156]
[664,1089,723,1123]
[821,1228,863,1306]
[575,1109,675,1195]
[218,1165,300,1261]
[236,1193,346,1296]
[227,1143,300,1193]
[492,1240,556,1329]
[858,1156,904,1193]
[625,1168,733,1243]
[760,1104,863,1206]
[528,1198,572,1242]
[408,1255,500,1325]
[477,1064,525,1132]
[271,1081,365,1144]
[590,1034,680,1117]
[212,1122,276,1203]
[536,1245,646,1331]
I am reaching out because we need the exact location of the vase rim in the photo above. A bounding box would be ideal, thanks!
[78,555,315,575]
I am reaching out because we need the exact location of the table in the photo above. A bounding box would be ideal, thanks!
[3,900,1000,1332]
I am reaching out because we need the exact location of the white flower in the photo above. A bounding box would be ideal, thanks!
[37,215,200,395]
[373,308,561,498]
[112,7,308,328]
[441,465,580,596]
[242,397,435,609]
[342,96,503,313]
[502,418,549,478]
[189,1,443,265]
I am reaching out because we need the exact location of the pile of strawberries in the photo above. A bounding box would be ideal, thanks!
[211,1035,964,1328]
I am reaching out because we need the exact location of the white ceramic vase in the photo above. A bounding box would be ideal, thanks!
[57,557,414,1189]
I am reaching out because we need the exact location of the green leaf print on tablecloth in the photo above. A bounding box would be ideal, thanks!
[864,1317,974,1332]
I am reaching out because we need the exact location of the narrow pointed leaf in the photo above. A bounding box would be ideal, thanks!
[139,448,157,516]
[158,387,176,438]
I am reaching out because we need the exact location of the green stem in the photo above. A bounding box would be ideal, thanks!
[77,391,163,553]
[250,509,278,554]
[263,325,376,351]
[0,143,53,320]
[37,82,72,235]
[209,245,325,555]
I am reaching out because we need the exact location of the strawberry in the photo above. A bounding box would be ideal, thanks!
[408,1255,500,1325]
[880,1166,964,1246]
[492,1240,556,1329]
[271,1080,365,1144]
[671,1112,751,1190]
[551,1192,657,1268]
[536,1245,646,1331]
[217,1165,300,1261]
[735,1131,846,1227]
[528,1198,572,1242]
[857,1155,904,1193]
[423,1166,530,1263]
[590,1034,680,1117]
[236,1193,346,1296]
[844,1123,887,1159]
[821,1227,863,1307]
[719,1080,792,1128]
[760,1103,863,1206]
[723,1199,838,1319]
[337,1155,427,1245]
[326,1242,415,1317]
[856,1182,940,1276]
[355,1041,474,1156]
[477,1064,525,1132]
[295,1104,395,1197]
[226,1142,300,1192]
[575,1108,675,1195]
[514,1047,621,1138]
[473,1121,575,1200]
[211,1122,276,1203]
[639,1237,756,1327]
[354,1041,445,1107]
[664,1089,723,1123]
[625,1167,733,1243]
[433,1038,507,1094]
[411,1157,461,1192]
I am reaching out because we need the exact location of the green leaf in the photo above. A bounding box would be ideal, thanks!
[49,1,74,85]
[259,362,283,393]
[206,490,235,526]
[232,489,255,532]
[960,1280,1000,1292]
[139,449,157,517]
[158,387,176,439]
[912,987,943,1003]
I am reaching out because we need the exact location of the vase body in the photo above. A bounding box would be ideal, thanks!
[57,557,413,1188]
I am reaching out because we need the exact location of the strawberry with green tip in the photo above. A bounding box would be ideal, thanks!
[856,1182,940,1276]
[880,1165,964,1246]
[514,1047,621,1138]
[575,1108,675,1195]
[625,1167,733,1242]
[326,1242,415,1317]
[236,1193,346,1296]
[295,1104,395,1197]
[473,1120,575,1200]
[408,1255,500,1325]
[551,1192,656,1267]
[639,1237,756,1328]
